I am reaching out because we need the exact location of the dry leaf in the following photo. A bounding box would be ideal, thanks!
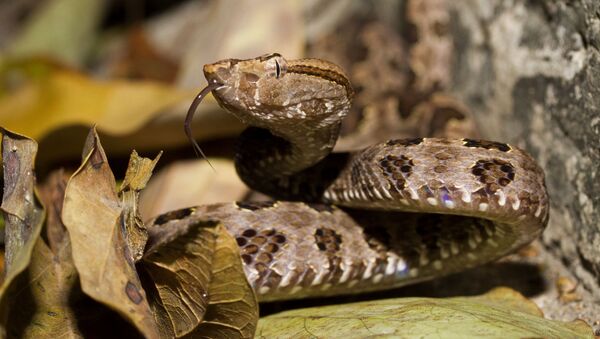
[120,150,162,261]
[109,26,180,82]
[192,224,257,338]
[557,276,582,303]
[61,127,159,338]
[0,59,193,140]
[0,128,44,270]
[143,221,217,337]
[0,128,45,336]
[257,287,594,338]
[141,0,305,88]
[143,221,258,338]
[139,159,248,221]
[7,170,81,337]
[9,239,81,338]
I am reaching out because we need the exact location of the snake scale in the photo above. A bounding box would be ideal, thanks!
[149,53,549,302]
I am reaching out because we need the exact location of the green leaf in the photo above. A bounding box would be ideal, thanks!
[257,287,594,338]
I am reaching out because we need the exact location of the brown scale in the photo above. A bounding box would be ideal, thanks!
[463,138,511,152]
[517,191,540,211]
[433,165,447,173]
[470,159,516,195]
[378,154,415,193]
[235,228,287,274]
[434,150,454,161]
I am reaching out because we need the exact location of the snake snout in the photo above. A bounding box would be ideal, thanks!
[203,61,234,86]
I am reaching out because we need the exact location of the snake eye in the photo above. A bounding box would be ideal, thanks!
[265,55,287,79]
[275,60,281,78]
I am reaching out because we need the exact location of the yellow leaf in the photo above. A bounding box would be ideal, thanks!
[0,59,193,140]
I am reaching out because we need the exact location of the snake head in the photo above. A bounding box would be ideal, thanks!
[202,53,352,132]
[203,53,287,124]
[203,53,287,87]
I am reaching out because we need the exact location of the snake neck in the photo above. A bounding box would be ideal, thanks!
[235,126,349,201]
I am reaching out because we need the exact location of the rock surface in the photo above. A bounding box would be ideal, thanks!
[445,0,600,300]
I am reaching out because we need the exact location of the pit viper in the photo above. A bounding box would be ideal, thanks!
[149,53,548,302]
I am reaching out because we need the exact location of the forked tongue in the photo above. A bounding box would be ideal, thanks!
[184,81,223,170]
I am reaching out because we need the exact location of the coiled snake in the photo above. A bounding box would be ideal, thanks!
[150,53,549,302]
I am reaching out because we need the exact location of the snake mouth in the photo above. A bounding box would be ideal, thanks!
[184,81,225,165]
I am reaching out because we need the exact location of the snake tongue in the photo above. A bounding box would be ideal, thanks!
[184,81,224,169]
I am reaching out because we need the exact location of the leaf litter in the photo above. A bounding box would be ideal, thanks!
[0,127,259,338]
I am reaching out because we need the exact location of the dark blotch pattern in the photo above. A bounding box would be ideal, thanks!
[236,228,286,269]
[386,137,424,147]
[153,207,195,225]
[314,227,342,253]
[471,159,516,194]
[463,138,511,152]
[235,201,276,211]
[379,154,415,191]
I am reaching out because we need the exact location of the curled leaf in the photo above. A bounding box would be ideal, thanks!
[9,169,82,337]
[9,239,81,338]
[120,150,162,261]
[0,128,45,336]
[61,128,159,338]
[143,221,258,338]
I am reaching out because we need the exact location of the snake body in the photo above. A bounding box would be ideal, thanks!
[152,54,549,302]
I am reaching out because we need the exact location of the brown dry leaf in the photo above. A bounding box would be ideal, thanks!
[110,26,180,82]
[0,59,193,141]
[0,128,44,269]
[9,238,81,338]
[0,128,45,336]
[120,150,162,261]
[61,127,159,338]
[143,222,258,338]
[192,223,257,338]
[38,170,72,252]
[557,276,582,303]
[7,169,83,338]
[139,159,248,221]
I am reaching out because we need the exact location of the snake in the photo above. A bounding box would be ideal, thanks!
[149,53,549,302]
